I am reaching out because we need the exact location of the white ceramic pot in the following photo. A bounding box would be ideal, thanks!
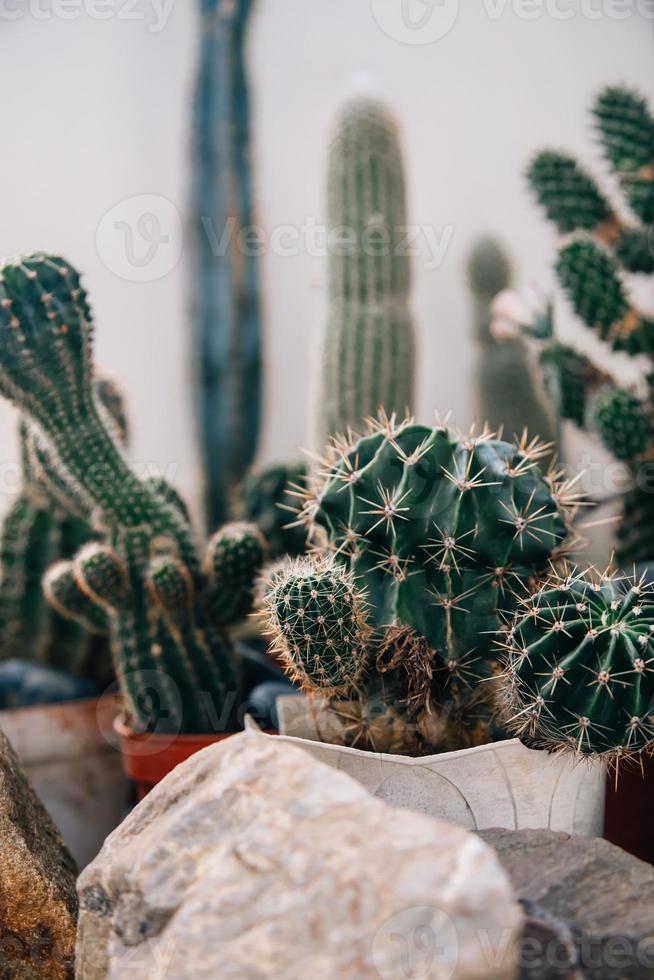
[251,696,606,837]
[0,697,128,867]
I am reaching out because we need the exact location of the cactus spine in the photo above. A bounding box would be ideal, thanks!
[263,414,577,755]
[318,98,416,446]
[192,0,261,529]
[526,85,654,564]
[467,237,555,449]
[500,567,654,760]
[0,253,266,735]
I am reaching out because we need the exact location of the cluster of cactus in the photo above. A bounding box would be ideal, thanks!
[240,461,310,559]
[0,253,268,735]
[191,0,261,529]
[467,237,555,452]
[318,97,416,447]
[526,84,654,564]
[500,566,654,760]
[0,379,126,684]
[263,413,579,754]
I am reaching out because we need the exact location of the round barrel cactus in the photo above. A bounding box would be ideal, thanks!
[500,568,654,758]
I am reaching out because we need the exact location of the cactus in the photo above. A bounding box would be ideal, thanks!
[526,86,654,564]
[262,414,578,755]
[467,237,555,449]
[318,98,415,446]
[0,253,267,735]
[241,462,309,559]
[191,0,261,529]
[0,380,127,681]
[500,567,654,760]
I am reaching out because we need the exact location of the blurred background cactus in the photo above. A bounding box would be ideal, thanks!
[524,85,654,566]
[318,97,415,447]
[467,236,555,453]
[501,566,654,760]
[0,253,273,736]
[191,0,261,530]
[0,378,127,701]
[240,461,309,559]
[263,414,578,755]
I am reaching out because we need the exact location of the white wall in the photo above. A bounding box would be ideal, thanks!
[0,1,651,536]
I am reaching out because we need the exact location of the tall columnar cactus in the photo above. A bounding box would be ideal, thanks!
[263,414,577,754]
[467,237,555,450]
[192,0,261,530]
[526,85,654,564]
[0,380,127,679]
[500,567,654,760]
[0,253,266,735]
[318,98,416,447]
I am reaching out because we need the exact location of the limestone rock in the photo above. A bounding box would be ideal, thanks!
[0,729,77,979]
[481,828,654,979]
[77,732,522,979]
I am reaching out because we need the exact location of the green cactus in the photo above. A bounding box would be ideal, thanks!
[0,253,266,735]
[318,97,415,446]
[500,567,654,759]
[467,237,555,449]
[591,387,651,462]
[241,462,309,559]
[0,379,127,680]
[527,85,654,564]
[192,0,261,530]
[263,414,577,755]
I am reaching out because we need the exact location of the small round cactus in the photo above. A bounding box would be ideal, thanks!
[263,558,371,696]
[500,567,654,758]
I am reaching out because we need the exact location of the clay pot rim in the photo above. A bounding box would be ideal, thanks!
[113,713,236,747]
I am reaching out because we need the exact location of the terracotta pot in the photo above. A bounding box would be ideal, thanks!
[114,716,236,799]
[0,697,128,867]
[604,753,654,864]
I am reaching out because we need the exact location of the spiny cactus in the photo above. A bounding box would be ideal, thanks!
[0,252,267,735]
[318,97,415,446]
[241,462,310,559]
[467,238,555,450]
[500,567,654,760]
[263,414,579,755]
[0,379,127,681]
[526,85,654,564]
[192,0,261,529]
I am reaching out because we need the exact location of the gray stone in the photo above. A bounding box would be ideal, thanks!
[481,828,654,979]
[0,729,77,979]
[77,731,523,979]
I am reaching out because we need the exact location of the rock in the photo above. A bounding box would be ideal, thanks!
[481,828,654,979]
[0,729,77,978]
[78,732,522,979]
